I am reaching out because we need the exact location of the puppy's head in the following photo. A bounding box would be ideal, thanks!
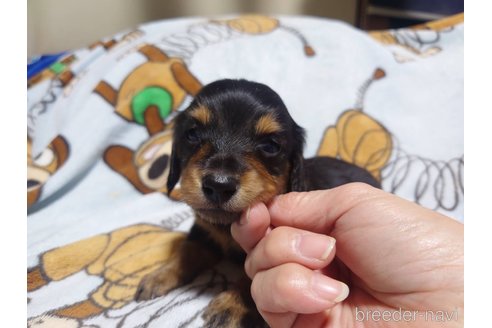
[168,79,306,224]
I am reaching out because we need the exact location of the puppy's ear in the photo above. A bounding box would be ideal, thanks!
[288,125,307,192]
[167,142,181,195]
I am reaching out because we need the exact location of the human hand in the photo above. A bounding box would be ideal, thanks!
[231,183,463,328]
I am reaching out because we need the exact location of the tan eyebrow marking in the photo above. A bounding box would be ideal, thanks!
[255,113,282,135]
[189,105,212,125]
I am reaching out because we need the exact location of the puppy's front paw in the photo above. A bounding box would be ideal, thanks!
[135,264,182,301]
[202,290,267,328]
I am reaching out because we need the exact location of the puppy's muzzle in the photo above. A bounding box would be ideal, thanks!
[202,174,238,205]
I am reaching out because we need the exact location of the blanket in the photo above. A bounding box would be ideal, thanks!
[27,13,464,327]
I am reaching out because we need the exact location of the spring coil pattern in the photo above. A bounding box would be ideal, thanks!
[381,138,463,212]
[156,22,242,62]
[28,79,64,137]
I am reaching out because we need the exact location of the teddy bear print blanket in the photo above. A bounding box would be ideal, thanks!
[27,13,464,327]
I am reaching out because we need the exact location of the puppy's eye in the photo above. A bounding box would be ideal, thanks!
[257,140,281,156]
[186,128,200,144]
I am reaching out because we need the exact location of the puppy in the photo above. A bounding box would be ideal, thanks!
[135,79,380,327]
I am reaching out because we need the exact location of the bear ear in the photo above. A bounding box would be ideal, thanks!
[166,142,182,195]
[51,135,70,167]
[288,125,307,192]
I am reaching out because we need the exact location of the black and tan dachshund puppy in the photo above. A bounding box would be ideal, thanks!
[135,79,380,327]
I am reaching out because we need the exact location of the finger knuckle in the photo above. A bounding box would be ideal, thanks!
[338,182,379,201]
[262,227,289,262]
[272,265,304,296]
[342,181,371,193]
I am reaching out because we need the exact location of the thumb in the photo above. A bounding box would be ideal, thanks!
[268,183,381,234]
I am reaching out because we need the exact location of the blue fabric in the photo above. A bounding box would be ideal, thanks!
[27,52,66,79]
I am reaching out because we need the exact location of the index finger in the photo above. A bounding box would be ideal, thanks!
[268,182,382,234]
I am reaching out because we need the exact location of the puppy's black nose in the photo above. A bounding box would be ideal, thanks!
[202,174,238,205]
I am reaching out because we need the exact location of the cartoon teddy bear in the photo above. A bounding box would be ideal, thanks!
[94,44,202,197]
[317,68,392,181]
[28,135,70,207]
[94,44,201,124]
[28,224,186,319]
[103,121,179,198]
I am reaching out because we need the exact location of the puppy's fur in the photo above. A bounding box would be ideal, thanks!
[135,79,380,327]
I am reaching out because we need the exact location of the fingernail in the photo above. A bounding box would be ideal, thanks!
[334,282,350,303]
[296,234,335,261]
[312,273,350,303]
[239,206,250,225]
